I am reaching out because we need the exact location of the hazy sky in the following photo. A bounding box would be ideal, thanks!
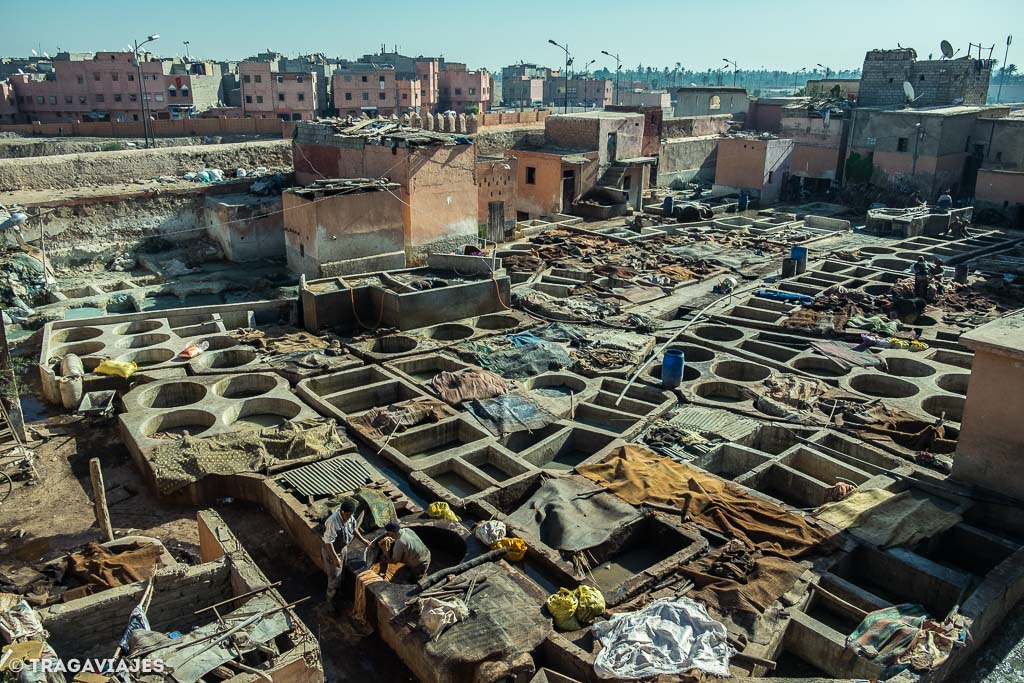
[6,0,1021,73]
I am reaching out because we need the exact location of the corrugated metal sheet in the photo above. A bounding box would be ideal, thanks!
[276,455,377,497]
[669,405,759,442]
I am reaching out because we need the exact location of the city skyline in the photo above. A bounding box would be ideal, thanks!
[5,0,1020,73]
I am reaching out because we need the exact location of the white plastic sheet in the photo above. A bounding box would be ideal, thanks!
[592,598,732,679]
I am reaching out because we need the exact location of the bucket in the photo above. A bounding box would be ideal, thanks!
[738,193,749,212]
[781,257,799,278]
[661,349,685,388]
[791,246,808,274]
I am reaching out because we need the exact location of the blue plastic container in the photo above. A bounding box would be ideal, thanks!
[662,195,675,214]
[738,192,749,212]
[790,245,808,274]
[661,349,685,388]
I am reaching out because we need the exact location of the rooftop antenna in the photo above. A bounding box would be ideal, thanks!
[940,40,954,59]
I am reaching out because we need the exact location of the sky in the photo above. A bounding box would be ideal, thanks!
[5,0,1022,73]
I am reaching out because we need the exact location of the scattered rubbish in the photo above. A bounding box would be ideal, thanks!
[179,340,210,359]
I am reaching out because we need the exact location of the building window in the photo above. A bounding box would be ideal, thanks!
[345,92,352,101]
[79,95,87,104]
[919,75,925,81]
[155,94,164,102]
[455,88,462,95]
[767,171,774,183]
[297,75,304,83]
[128,73,134,81]
[361,75,368,83]
[95,94,104,103]
[254,75,262,83]
[997,151,1003,162]
[277,76,284,84]
[888,77,894,83]
[379,92,386,100]
[402,93,408,100]
[48,95,56,104]
[168,88,176,98]
[379,75,386,82]
[897,137,909,152]
[77,76,84,84]
[243,75,251,83]
[181,87,189,98]
[151,74,158,80]
[246,95,253,103]
[421,89,426,96]
[442,87,449,96]
[114,94,122,102]
[129,94,136,102]
[256,95,263,103]
[298,93,305,101]
[469,87,476,95]
[709,95,721,110]
[94,73,100,81]
[64,95,72,104]
[526,166,536,184]
[112,72,119,81]
[362,92,369,101]
[278,93,285,101]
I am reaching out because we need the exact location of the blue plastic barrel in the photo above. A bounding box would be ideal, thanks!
[791,245,808,274]
[738,192,749,212]
[661,349,685,388]
[662,195,675,214]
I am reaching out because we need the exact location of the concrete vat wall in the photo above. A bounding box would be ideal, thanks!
[204,193,285,262]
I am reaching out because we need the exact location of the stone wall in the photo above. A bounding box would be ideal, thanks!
[657,136,720,187]
[859,49,991,108]
[0,139,291,191]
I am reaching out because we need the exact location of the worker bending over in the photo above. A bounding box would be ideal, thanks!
[377,521,432,581]
[322,498,369,611]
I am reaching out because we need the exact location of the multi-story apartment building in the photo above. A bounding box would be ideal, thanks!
[332,64,421,117]
[501,63,552,107]
[543,77,613,108]
[7,51,222,123]
[250,51,341,115]
[0,81,17,124]
[438,63,492,113]
[238,61,317,121]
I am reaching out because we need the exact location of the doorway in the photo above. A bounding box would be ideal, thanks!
[561,170,576,213]
[487,201,506,242]
[606,133,618,162]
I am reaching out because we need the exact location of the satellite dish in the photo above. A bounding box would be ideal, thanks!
[903,81,916,101]
[43,52,49,59]
[940,40,954,59]
[30,49,37,56]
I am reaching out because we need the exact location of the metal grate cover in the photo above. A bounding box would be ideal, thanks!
[276,455,377,497]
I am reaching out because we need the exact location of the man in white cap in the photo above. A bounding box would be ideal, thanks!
[322,498,368,611]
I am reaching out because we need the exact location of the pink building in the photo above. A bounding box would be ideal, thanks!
[8,51,213,123]
[414,59,439,112]
[0,81,17,124]
[332,66,421,117]
[239,62,317,121]
[438,63,491,113]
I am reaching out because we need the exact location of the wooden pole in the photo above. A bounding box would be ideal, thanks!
[0,311,26,442]
[89,458,114,542]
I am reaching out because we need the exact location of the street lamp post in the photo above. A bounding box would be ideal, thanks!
[183,40,190,61]
[996,35,1013,103]
[581,59,595,106]
[549,40,571,113]
[794,67,807,92]
[601,50,621,106]
[817,63,831,80]
[723,58,738,87]
[133,34,159,149]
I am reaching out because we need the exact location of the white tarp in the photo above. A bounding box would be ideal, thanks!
[592,598,732,679]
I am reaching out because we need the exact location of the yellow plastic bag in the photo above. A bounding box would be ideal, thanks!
[545,588,581,631]
[574,584,606,625]
[909,340,929,352]
[427,501,461,522]
[490,537,527,562]
[94,360,137,378]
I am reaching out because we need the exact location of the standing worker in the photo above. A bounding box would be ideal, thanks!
[936,189,953,211]
[322,498,369,612]
[377,521,432,581]
[913,256,931,299]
